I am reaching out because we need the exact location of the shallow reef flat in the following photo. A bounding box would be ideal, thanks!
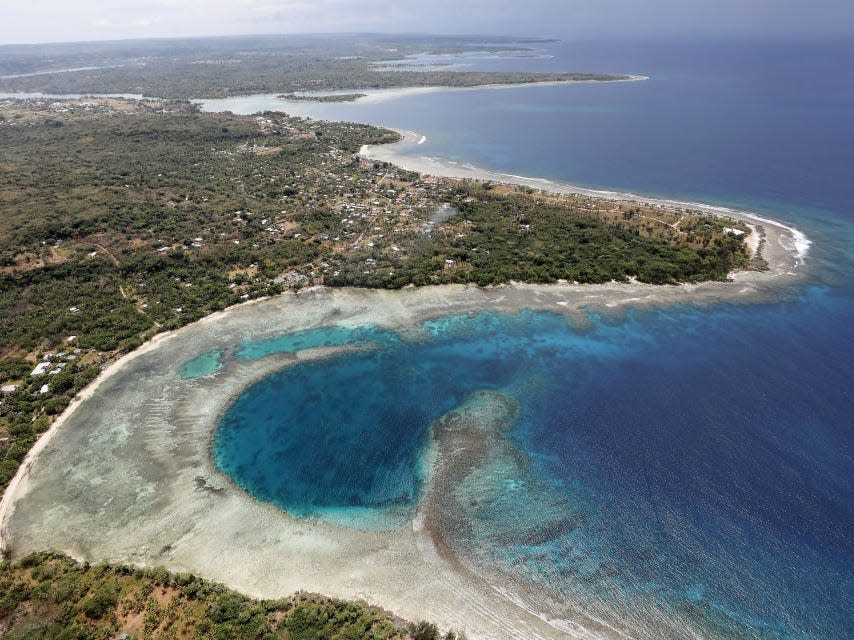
[0,236,804,640]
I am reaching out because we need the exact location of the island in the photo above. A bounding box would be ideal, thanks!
[0,35,807,640]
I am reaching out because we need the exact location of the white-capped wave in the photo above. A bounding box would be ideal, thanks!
[362,128,810,265]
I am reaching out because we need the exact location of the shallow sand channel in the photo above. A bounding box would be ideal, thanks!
[0,210,804,639]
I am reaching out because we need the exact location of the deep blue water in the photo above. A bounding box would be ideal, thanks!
[206,38,853,640]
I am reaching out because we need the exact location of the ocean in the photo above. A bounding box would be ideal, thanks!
[205,38,853,639]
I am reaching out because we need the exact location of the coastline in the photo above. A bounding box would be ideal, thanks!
[0,273,806,640]
[0,123,809,637]
[0,293,274,556]
[283,75,649,105]
[0,91,813,640]
[2,75,648,105]
[189,77,648,113]
[359,130,810,277]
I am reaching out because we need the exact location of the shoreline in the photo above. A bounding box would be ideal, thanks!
[0,293,276,555]
[1,75,647,106]
[0,89,811,640]
[0,279,807,640]
[281,75,648,105]
[188,76,649,112]
[359,130,810,276]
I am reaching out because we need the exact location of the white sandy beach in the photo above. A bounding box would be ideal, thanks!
[359,130,810,273]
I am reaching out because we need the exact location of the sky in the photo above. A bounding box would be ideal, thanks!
[1,0,852,45]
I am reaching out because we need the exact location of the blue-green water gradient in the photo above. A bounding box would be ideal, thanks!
[205,37,853,639]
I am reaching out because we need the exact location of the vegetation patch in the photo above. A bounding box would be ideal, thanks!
[0,551,465,639]
[0,34,627,99]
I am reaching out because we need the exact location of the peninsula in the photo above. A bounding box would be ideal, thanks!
[0,34,632,99]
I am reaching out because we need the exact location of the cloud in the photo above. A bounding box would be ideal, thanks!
[93,16,164,30]
[1,0,852,45]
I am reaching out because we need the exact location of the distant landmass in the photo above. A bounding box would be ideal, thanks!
[0,34,631,98]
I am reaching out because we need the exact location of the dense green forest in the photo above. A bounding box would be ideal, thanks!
[0,551,460,640]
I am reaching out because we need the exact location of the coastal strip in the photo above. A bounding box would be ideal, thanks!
[278,75,649,104]
[0,272,806,640]
[0,114,809,640]
[359,129,810,275]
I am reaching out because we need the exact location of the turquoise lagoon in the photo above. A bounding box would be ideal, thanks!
[180,349,223,379]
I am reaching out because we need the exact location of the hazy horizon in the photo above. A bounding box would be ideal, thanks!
[3,0,852,46]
